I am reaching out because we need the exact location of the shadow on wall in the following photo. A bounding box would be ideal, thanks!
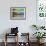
[2,28,11,34]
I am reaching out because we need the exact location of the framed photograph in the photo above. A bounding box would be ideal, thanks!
[10,7,26,20]
[37,0,46,19]
[36,0,46,26]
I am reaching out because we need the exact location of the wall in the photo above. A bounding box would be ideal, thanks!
[0,0,37,42]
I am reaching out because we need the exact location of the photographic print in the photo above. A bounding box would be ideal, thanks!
[10,7,26,20]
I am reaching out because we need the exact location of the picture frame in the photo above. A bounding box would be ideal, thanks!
[37,0,46,19]
[10,7,26,20]
[36,0,46,26]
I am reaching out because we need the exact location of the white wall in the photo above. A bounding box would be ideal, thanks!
[0,0,37,42]
[0,0,37,34]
